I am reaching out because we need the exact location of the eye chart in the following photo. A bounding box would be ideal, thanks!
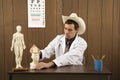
[28,0,45,28]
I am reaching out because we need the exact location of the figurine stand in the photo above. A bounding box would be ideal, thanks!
[12,67,28,72]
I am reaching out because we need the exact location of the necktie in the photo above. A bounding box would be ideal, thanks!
[65,41,70,53]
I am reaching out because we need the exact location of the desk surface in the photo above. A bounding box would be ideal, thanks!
[8,65,112,75]
[8,65,112,80]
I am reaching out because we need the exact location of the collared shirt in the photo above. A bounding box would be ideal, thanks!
[65,35,76,52]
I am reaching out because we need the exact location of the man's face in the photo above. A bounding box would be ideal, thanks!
[64,24,78,39]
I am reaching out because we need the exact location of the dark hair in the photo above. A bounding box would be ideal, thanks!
[65,19,79,30]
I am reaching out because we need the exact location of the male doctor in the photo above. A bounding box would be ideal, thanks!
[30,13,87,69]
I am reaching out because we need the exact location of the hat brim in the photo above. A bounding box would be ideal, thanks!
[62,15,86,35]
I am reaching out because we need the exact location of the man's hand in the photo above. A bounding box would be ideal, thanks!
[35,62,55,69]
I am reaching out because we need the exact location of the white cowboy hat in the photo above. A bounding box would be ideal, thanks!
[62,13,86,35]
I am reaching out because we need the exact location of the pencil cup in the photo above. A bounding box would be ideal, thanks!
[94,60,103,72]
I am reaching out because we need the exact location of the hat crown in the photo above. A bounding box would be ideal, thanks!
[70,13,78,17]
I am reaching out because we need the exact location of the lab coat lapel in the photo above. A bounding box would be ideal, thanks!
[59,36,66,54]
[69,35,79,50]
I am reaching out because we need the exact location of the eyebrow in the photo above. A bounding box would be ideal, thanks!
[64,27,73,31]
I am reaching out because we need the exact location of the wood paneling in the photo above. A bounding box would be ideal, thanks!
[56,0,63,34]
[3,0,14,80]
[87,0,102,65]
[0,0,120,80]
[113,0,119,80]
[62,0,73,15]
[79,0,88,64]
[0,0,4,80]
[102,0,113,71]
[45,0,57,46]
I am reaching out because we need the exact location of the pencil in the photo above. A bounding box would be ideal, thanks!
[91,55,96,61]
[101,55,106,60]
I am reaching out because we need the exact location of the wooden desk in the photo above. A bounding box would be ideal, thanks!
[8,65,112,80]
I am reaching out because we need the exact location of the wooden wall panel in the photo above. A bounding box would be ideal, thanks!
[72,0,79,13]
[44,0,57,46]
[79,0,88,38]
[102,0,113,71]
[62,0,73,15]
[0,0,5,80]
[79,0,88,64]
[3,0,14,80]
[56,0,63,34]
[87,0,102,65]
[113,0,119,80]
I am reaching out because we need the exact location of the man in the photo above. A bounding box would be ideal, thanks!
[30,13,87,69]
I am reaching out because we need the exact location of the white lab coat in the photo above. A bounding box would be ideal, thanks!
[41,34,87,67]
